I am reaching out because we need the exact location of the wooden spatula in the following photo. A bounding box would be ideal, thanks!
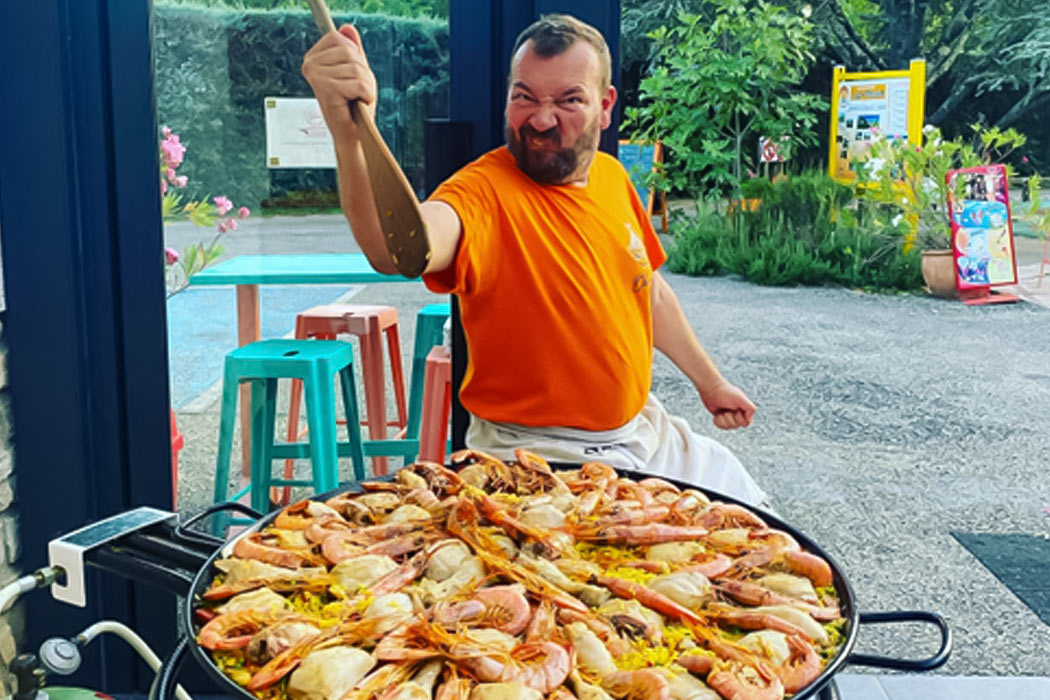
[305,0,431,278]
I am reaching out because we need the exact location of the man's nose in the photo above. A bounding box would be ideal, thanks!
[528,103,558,132]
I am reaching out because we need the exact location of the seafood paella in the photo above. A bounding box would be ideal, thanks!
[196,451,847,700]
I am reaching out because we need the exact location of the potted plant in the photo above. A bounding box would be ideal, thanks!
[854,124,1026,297]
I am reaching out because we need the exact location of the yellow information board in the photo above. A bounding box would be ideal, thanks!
[828,60,926,182]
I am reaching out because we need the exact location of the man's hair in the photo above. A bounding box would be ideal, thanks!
[510,14,612,91]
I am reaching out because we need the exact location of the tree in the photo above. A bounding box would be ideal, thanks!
[811,0,1050,131]
[624,0,826,195]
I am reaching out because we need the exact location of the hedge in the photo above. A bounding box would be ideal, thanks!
[154,4,449,208]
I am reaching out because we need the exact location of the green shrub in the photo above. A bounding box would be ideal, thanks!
[666,171,923,291]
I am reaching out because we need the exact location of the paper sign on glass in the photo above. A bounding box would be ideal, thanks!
[264,97,337,169]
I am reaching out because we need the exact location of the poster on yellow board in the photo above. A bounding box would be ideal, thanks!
[829,60,926,182]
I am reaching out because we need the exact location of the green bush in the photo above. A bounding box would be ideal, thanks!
[666,172,923,291]
[154,3,448,209]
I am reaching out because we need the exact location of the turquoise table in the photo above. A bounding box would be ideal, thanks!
[190,254,416,477]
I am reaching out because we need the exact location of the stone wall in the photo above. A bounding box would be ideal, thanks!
[0,309,23,692]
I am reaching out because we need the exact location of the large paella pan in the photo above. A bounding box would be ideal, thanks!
[178,451,950,700]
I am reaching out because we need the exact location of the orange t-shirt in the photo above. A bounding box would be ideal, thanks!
[423,147,666,430]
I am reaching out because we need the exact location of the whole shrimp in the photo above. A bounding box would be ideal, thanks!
[432,585,532,636]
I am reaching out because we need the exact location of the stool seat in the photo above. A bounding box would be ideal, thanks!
[213,339,365,535]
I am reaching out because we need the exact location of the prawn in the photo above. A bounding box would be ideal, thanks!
[774,635,822,693]
[232,532,322,568]
[578,523,709,545]
[432,585,532,635]
[456,641,571,694]
[197,608,296,650]
[603,669,670,700]
[595,576,704,627]
[716,581,841,622]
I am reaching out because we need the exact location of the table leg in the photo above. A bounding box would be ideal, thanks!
[237,284,261,479]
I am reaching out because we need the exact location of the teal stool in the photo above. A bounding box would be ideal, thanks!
[406,302,450,443]
[212,339,366,535]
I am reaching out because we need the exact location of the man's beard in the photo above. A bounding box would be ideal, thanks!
[506,118,599,185]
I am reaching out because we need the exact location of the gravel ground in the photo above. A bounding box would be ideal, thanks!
[172,217,1050,677]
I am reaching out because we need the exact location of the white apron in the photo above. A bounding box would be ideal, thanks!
[465,393,767,507]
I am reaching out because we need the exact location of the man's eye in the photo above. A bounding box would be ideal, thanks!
[512,93,535,102]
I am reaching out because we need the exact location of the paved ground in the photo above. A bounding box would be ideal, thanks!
[168,213,1050,689]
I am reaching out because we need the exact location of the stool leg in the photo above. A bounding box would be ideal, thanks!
[303,367,340,494]
[282,374,305,506]
[248,379,276,515]
[280,315,309,506]
[358,316,389,475]
[257,379,280,512]
[212,364,240,537]
[338,365,367,482]
[419,347,451,463]
[385,325,408,430]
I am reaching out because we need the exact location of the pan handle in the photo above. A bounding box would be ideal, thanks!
[846,610,952,671]
[175,502,265,543]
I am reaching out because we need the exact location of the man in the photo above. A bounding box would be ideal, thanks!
[302,14,766,505]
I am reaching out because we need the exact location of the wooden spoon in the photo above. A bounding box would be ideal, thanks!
[305,0,431,278]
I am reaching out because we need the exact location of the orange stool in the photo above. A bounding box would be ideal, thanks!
[283,305,407,498]
[170,408,185,509]
[418,346,452,464]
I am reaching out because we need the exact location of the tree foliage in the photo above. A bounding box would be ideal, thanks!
[624,0,825,196]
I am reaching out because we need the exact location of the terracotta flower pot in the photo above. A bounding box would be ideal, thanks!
[920,249,957,298]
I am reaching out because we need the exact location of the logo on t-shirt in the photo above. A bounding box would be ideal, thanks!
[625,223,647,264]
[625,222,651,294]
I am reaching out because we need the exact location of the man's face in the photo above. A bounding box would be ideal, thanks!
[505,40,617,185]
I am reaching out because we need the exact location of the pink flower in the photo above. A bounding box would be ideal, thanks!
[161,136,185,167]
[218,220,229,234]
[175,175,188,188]
[1023,156,1029,164]
[161,125,171,138]
[166,167,177,181]
[214,196,233,216]
[226,219,238,231]
[160,180,168,195]
[237,206,250,219]
[164,247,180,265]
[915,146,922,152]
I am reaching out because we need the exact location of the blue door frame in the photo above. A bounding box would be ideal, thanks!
[0,1,172,691]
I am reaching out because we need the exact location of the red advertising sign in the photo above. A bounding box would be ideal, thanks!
[945,165,1018,290]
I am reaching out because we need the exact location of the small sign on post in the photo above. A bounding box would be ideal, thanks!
[264,97,337,169]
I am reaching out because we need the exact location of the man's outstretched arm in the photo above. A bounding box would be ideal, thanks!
[302,24,460,275]
[650,271,755,430]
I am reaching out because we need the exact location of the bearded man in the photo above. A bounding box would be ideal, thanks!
[302,13,765,505]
